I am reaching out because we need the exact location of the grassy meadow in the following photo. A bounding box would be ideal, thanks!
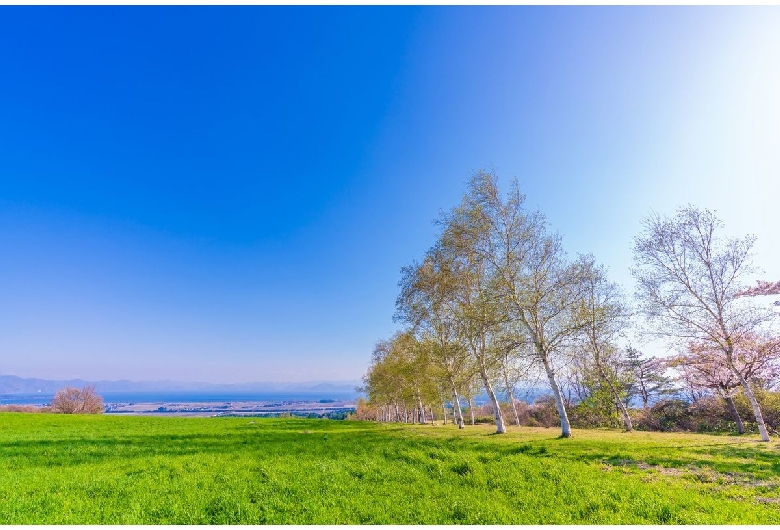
[1,414,779,524]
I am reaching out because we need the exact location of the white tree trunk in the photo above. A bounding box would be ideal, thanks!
[504,371,521,426]
[452,387,465,429]
[729,359,770,442]
[417,393,427,424]
[479,363,506,434]
[615,398,633,432]
[541,354,571,438]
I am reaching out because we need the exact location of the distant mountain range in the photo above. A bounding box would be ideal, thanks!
[0,375,362,397]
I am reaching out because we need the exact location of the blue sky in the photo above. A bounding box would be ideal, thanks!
[2,7,779,383]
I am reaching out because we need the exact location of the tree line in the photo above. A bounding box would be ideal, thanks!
[359,171,780,441]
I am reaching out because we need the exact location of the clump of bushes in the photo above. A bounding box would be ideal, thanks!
[485,390,780,435]
[634,400,695,432]
[355,390,780,435]
[631,392,780,435]
[0,404,50,413]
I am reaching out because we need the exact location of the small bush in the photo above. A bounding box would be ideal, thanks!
[687,396,733,433]
[529,396,560,428]
[51,385,104,414]
[635,400,694,432]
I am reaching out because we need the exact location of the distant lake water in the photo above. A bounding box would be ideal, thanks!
[1,391,359,406]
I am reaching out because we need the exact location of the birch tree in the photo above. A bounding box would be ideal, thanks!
[449,171,594,438]
[396,246,471,428]
[440,214,507,434]
[632,206,777,441]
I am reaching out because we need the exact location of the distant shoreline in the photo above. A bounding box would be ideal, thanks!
[104,398,356,417]
[1,393,358,417]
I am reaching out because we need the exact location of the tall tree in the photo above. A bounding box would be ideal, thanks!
[396,246,471,428]
[449,171,594,438]
[440,210,507,434]
[632,206,777,441]
[575,260,634,431]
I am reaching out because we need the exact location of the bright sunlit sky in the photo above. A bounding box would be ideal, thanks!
[1,6,779,383]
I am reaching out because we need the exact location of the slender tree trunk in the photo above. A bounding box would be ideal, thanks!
[503,370,521,426]
[442,402,447,425]
[639,380,650,409]
[541,353,571,438]
[615,398,633,432]
[595,360,633,432]
[451,383,465,429]
[479,361,506,434]
[728,356,769,441]
[395,402,400,422]
[417,393,427,424]
[724,393,745,435]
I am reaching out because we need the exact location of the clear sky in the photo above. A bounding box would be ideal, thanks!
[1,7,779,383]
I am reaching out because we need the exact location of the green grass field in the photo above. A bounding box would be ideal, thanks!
[1,414,778,524]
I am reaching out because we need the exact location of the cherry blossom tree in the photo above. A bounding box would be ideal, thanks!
[632,206,777,441]
[670,333,780,433]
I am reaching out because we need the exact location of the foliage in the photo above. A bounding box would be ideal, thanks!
[385,171,622,437]
[737,280,780,297]
[573,386,623,428]
[630,391,780,435]
[623,346,675,408]
[670,334,780,397]
[735,389,780,434]
[686,396,734,433]
[637,400,695,432]
[367,176,780,443]
[528,396,560,428]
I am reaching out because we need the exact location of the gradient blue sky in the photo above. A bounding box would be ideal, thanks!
[2,7,779,383]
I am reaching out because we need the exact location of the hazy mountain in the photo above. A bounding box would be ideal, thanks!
[0,375,362,397]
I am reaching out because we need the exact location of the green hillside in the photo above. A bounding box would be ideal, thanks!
[1,414,778,524]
